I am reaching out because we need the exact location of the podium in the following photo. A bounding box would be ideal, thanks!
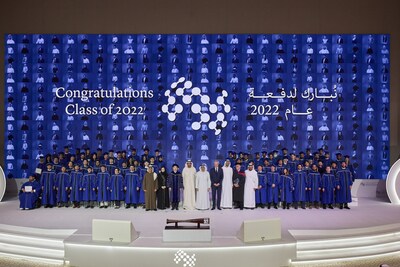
[237,218,281,243]
[163,218,212,242]
[92,219,138,243]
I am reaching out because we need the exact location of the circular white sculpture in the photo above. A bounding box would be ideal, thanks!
[386,159,400,204]
[0,166,6,202]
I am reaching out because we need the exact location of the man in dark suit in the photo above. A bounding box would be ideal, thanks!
[210,160,223,210]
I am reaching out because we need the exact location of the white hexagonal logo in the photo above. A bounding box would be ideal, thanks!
[162,77,231,135]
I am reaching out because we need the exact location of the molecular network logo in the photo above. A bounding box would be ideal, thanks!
[174,250,196,267]
[162,77,231,135]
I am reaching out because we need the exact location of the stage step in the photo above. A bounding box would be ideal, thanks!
[290,223,400,265]
[0,224,76,264]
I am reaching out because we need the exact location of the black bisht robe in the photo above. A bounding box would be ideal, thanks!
[232,169,245,202]
[157,172,170,209]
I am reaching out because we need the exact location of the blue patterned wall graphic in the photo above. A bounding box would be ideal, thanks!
[4,34,390,179]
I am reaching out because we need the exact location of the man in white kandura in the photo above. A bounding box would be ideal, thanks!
[182,159,196,210]
[195,164,211,210]
[244,162,258,209]
[221,159,233,208]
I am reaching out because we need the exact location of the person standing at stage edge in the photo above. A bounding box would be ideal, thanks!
[156,166,170,210]
[232,162,245,209]
[195,164,211,210]
[244,162,258,209]
[182,160,196,210]
[168,164,183,210]
[143,165,158,211]
[210,160,223,210]
[336,161,353,209]
[221,159,233,209]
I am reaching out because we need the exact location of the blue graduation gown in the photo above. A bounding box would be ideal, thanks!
[70,171,83,202]
[255,171,267,205]
[106,164,117,175]
[40,171,56,206]
[335,169,353,204]
[293,170,307,202]
[124,171,140,204]
[266,172,280,204]
[307,171,321,202]
[275,166,284,175]
[138,167,147,203]
[55,172,71,203]
[37,163,46,174]
[93,165,101,174]
[287,161,298,174]
[97,172,111,202]
[82,173,97,201]
[52,164,62,173]
[167,171,183,203]
[81,166,89,175]
[121,167,129,176]
[321,173,336,204]
[263,166,271,173]
[19,180,42,209]
[110,174,124,201]
[279,175,294,203]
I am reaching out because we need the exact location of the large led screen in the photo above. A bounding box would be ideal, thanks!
[4,34,390,179]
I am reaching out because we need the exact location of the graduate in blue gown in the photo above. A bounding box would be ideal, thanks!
[262,160,271,174]
[266,165,280,209]
[82,166,97,208]
[106,158,117,175]
[110,168,124,209]
[336,162,353,209]
[303,159,311,171]
[80,160,90,175]
[344,156,355,180]
[40,163,56,208]
[36,156,47,175]
[321,166,336,209]
[124,165,140,208]
[92,160,101,174]
[138,162,149,206]
[120,162,129,177]
[69,165,83,208]
[255,165,267,208]
[275,159,284,174]
[149,157,159,173]
[330,162,338,176]
[52,157,62,173]
[97,165,111,208]
[167,164,183,210]
[279,168,294,209]
[287,154,298,174]
[306,164,321,209]
[19,175,42,210]
[55,166,71,207]
[293,164,307,209]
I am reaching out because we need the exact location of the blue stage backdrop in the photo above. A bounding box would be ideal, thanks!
[4,34,390,179]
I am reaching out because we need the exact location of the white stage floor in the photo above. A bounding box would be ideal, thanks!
[1,196,400,267]
[0,197,397,240]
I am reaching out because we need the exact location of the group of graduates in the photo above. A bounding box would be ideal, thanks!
[18,147,354,211]
[21,163,172,210]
